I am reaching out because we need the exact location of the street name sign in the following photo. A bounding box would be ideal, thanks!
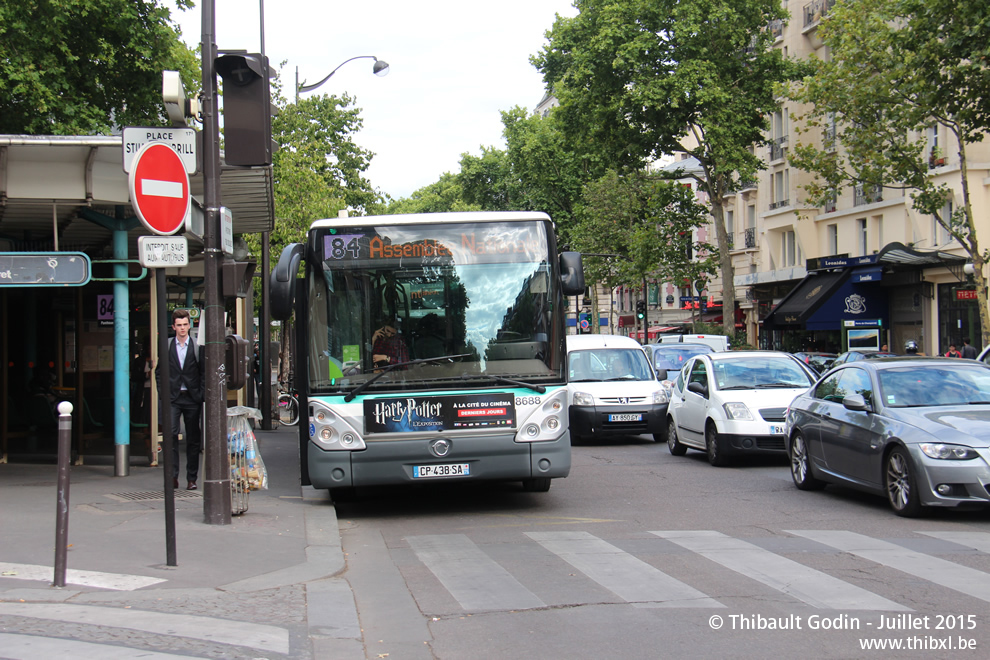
[129,143,190,236]
[0,252,91,287]
[122,126,197,174]
[138,236,189,268]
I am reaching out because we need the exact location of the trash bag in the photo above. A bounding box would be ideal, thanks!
[227,406,267,491]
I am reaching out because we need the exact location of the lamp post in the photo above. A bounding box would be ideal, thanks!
[295,56,389,103]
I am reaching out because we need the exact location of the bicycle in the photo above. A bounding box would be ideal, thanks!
[277,388,300,426]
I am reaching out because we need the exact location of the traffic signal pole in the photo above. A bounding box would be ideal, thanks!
[200,0,232,525]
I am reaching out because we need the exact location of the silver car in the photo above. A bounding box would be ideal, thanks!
[785,357,990,517]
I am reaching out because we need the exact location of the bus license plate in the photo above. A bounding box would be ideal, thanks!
[769,424,785,435]
[413,463,471,478]
[609,413,642,422]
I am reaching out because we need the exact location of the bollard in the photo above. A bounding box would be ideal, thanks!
[53,401,73,588]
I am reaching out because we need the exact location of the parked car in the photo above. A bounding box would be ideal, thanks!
[643,343,713,399]
[831,350,898,366]
[567,334,668,442]
[655,334,730,352]
[785,357,990,517]
[792,351,838,374]
[665,351,818,466]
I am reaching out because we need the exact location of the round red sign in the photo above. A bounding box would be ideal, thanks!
[128,142,190,236]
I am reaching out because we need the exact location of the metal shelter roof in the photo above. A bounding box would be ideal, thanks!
[0,134,274,259]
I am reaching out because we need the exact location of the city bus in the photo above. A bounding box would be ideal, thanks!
[270,211,584,499]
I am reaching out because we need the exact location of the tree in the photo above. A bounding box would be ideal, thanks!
[458,146,521,211]
[574,170,718,328]
[0,0,199,134]
[534,0,797,336]
[786,0,990,347]
[386,173,480,215]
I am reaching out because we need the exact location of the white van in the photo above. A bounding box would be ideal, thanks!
[656,334,730,352]
[566,334,668,442]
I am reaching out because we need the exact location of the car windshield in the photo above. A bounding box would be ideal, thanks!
[569,348,654,382]
[879,365,990,407]
[655,345,711,365]
[711,356,815,390]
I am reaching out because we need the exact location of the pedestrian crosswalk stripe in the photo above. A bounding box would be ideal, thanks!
[0,562,165,591]
[652,530,908,611]
[525,531,722,608]
[788,530,990,604]
[406,534,545,611]
[917,531,990,554]
[0,632,206,659]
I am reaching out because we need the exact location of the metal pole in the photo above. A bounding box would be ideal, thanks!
[201,0,232,524]
[53,401,73,587]
[261,237,272,429]
[113,226,130,475]
[157,269,177,565]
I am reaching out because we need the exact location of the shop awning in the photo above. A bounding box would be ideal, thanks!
[763,270,850,327]
[877,241,966,267]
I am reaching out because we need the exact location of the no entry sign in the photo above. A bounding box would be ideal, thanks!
[128,142,190,236]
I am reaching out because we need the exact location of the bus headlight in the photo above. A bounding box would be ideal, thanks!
[310,400,366,451]
[515,389,568,443]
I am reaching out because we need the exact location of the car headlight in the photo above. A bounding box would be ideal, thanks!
[573,391,594,406]
[653,389,669,404]
[722,402,753,420]
[919,443,979,460]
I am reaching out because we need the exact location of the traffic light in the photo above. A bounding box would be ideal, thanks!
[215,52,273,166]
[636,300,646,320]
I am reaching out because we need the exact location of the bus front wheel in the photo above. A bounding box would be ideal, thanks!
[522,477,551,492]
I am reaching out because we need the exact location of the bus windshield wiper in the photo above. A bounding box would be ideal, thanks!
[343,354,471,402]
[459,373,546,394]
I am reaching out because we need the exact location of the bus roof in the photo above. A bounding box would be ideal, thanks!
[310,211,552,230]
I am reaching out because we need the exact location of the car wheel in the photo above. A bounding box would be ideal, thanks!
[885,447,923,517]
[522,477,551,492]
[329,487,357,504]
[789,432,825,490]
[706,422,729,467]
[667,419,687,456]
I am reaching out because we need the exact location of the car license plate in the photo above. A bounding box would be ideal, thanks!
[413,463,470,478]
[609,413,643,422]
[769,424,785,435]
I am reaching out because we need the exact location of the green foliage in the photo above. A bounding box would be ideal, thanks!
[458,146,521,211]
[533,0,799,336]
[785,0,990,346]
[573,170,717,290]
[0,0,198,134]
[385,173,481,215]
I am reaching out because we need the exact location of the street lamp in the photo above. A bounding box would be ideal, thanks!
[295,56,390,102]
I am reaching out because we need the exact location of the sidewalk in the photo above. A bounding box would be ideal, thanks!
[0,424,360,659]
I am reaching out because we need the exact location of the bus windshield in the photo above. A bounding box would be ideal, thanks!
[305,220,565,395]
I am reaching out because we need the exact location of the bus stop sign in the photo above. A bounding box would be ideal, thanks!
[128,142,190,236]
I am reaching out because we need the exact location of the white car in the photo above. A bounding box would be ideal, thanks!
[665,351,817,466]
[567,334,668,442]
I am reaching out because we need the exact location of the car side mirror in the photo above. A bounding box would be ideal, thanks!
[842,393,869,412]
[688,381,707,397]
[655,368,668,381]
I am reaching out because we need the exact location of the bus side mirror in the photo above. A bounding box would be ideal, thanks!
[559,252,585,296]
[225,334,250,390]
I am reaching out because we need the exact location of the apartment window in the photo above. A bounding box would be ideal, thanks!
[875,215,884,248]
[934,200,953,244]
[770,170,789,209]
[783,230,797,267]
[726,210,735,248]
[828,224,838,255]
[858,218,868,255]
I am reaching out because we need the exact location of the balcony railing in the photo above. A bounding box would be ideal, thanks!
[769,199,790,210]
[770,135,788,161]
[744,227,757,248]
[854,184,883,206]
[804,0,836,27]
[823,192,837,213]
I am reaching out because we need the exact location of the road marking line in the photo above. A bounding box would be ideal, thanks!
[653,530,908,611]
[527,531,721,608]
[0,603,289,654]
[140,179,183,198]
[0,562,165,591]
[789,530,990,603]
[406,534,545,611]
[0,632,208,659]
[917,531,990,554]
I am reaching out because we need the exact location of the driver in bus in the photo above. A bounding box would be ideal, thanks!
[372,317,409,370]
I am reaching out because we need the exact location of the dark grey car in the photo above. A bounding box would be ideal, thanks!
[784,357,990,517]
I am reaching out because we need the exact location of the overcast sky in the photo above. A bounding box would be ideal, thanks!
[175,0,577,201]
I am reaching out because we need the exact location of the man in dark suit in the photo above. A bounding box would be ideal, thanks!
[156,309,205,490]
